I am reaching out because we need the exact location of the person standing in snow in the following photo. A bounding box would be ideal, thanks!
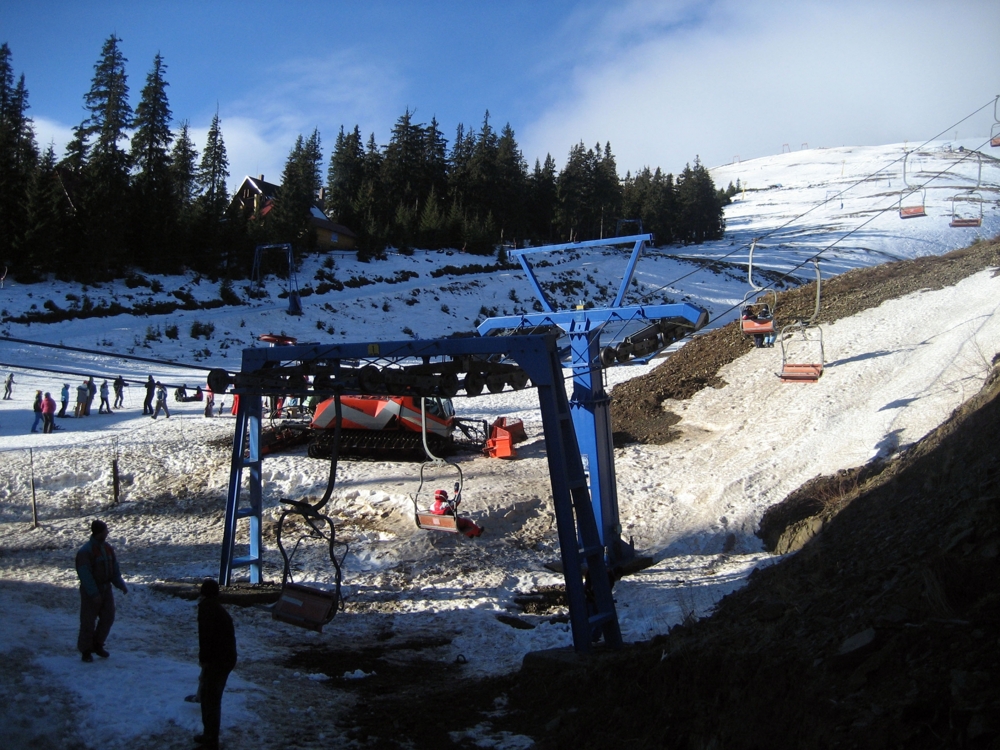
[3,371,12,399]
[143,375,155,415]
[59,383,70,417]
[151,381,170,419]
[98,380,112,414]
[194,578,237,749]
[112,375,126,409]
[75,519,128,662]
[74,381,88,417]
[30,390,43,433]
[41,391,57,433]
[84,376,96,416]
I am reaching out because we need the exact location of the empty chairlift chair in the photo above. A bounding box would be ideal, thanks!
[898,150,927,219]
[949,191,984,228]
[778,260,825,383]
[271,394,346,632]
[949,150,984,228]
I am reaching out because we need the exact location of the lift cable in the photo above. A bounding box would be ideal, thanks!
[635,96,999,307]
[676,134,996,328]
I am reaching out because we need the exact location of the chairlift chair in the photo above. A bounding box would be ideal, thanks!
[992,97,1000,147]
[271,393,346,632]
[949,191,984,228]
[778,260,825,383]
[411,397,469,533]
[898,189,927,219]
[948,150,984,228]
[898,151,926,219]
[739,239,778,339]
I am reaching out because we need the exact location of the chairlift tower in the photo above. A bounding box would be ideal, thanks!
[478,235,709,568]
[252,243,303,315]
[210,333,624,652]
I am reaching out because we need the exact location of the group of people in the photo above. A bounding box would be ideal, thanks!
[77,520,237,749]
[7,372,219,433]
[21,375,130,433]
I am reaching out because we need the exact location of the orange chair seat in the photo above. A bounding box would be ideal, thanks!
[741,319,775,335]
[416,513,460,533]
[779,364,823,382]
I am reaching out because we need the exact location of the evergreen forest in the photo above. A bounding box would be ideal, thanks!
[0,37,733,285]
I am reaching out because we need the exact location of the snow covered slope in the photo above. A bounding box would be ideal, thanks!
[0,139,998,749]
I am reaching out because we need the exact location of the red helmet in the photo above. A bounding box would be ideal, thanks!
[434,489,448,501]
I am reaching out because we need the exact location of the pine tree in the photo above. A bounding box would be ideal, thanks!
[467,110,499,225]
[494,122,527,242]
[676,157,724,244]
[0,43,39,274]
[447,122,474,209]
[556,142,594,241]
[80,34,133,275]
[169,122,198,220]
[196,111,229,220]
[273,130,323,250]
[326,124,364,228]
[193,111,230,270]
[19,144,66,278]
[527,154,557,242]
[423,116,448,206]
[593,142,623,238]
[129,53,176,272]
[381,108,425,222]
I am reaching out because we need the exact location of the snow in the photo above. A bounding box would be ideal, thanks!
[1,139,999,748]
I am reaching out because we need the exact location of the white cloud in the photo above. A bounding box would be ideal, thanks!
[520,0,1000,174]
[219,49,407,186]
[31,116,75,159]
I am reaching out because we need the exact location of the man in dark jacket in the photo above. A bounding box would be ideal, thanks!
[195,578,237,749]
[75,519,128,661]
[143,375,155,415]
[112,375,126,409]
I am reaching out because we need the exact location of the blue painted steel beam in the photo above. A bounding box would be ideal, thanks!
[511,234,652,313]
[480,236,709,568]
[217,332,621,652]
[477,301,709,336]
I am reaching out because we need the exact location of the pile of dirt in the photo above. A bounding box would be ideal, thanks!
[505,355,1000,749]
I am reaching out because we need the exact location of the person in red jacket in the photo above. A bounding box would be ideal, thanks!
[431,488,484,538]
[41,391,57,433]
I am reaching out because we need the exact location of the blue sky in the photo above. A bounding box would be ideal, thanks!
[2,0,998,193]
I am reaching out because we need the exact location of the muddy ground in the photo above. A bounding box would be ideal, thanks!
[324,238,1000,749]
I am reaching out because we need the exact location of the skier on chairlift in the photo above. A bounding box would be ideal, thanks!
[432,488,484,538]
